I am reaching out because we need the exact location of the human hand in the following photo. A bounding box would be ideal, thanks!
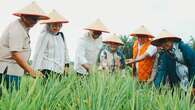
[125,59,135,64]
[29,70,44,78]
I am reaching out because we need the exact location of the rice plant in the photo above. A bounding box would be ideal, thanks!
[0,69,194,110]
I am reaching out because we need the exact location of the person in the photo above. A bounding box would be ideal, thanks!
[98,34,125,73]
[126,25,157,82]
[0,2,49,91]
[32,9,70,80]
[74,19,109,76]
[151,29,195,92]
[147,46,164,84]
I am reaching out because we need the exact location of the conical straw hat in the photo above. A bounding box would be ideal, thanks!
[103,34,123,45]
[13,2,49,20]
[151,29,181,46]
[85,19,109,33]
[40,9,69,24]
[130,25,154,38]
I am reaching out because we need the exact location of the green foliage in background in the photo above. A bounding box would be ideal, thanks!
[119,35,136,59]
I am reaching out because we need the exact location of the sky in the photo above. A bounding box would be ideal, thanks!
[0,0,195,61]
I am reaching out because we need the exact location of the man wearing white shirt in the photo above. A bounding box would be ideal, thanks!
[74,19,109,75]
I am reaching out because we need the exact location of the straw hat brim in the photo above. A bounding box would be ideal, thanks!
[13,13,49,20]
[84,28,110,33]
[40,9,69,24]
[103,41,124,45]
[130,33,154,38]
[40,20,69,24]
[151,37,181,46]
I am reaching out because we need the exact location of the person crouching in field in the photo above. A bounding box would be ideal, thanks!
[151,29,195,92]
[32,10,70,80]
[74,19,110,76]
[98,34,125,74]
[0,2,48,92]
[126,25,157,82]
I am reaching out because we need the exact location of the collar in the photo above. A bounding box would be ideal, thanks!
[18,19,30,33]
[172,42,179,52]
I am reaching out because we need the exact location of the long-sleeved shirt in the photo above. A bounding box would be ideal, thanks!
[154,41,195,88]
[32,29,69,74]
[74,32,102,74]
[99,48,125,73]
[42,33,69,73]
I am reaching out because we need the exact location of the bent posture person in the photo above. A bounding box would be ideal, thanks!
[32,10,70,80]
[74,19,109,76]
[151,29,195,92]
[0,2,49,91]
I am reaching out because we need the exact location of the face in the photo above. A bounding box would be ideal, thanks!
[108,42,120,52]
[21,15,39,28]
[161,39,174,50]
[91,31,102,39]
[49,23,62,33]
[137,35,149,44]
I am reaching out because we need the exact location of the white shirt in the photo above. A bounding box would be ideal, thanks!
[74,32,102,74]
[32,29,70,74]
[42,34,69,73]
[0,19,31,76]
[135,43,157,74]
[146,45,157,57]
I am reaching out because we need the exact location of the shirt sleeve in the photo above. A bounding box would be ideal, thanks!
[63,36,70,64]
[99,49,107,62]
[8,24,25,52]
[154,53,168,88]
[118,51,125,69]
[146,45,157,57]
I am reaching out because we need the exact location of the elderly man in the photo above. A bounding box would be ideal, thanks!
[0,2,49,91]
[74,19,109,76]
[126,25,157,82]
[151,29,195,92]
